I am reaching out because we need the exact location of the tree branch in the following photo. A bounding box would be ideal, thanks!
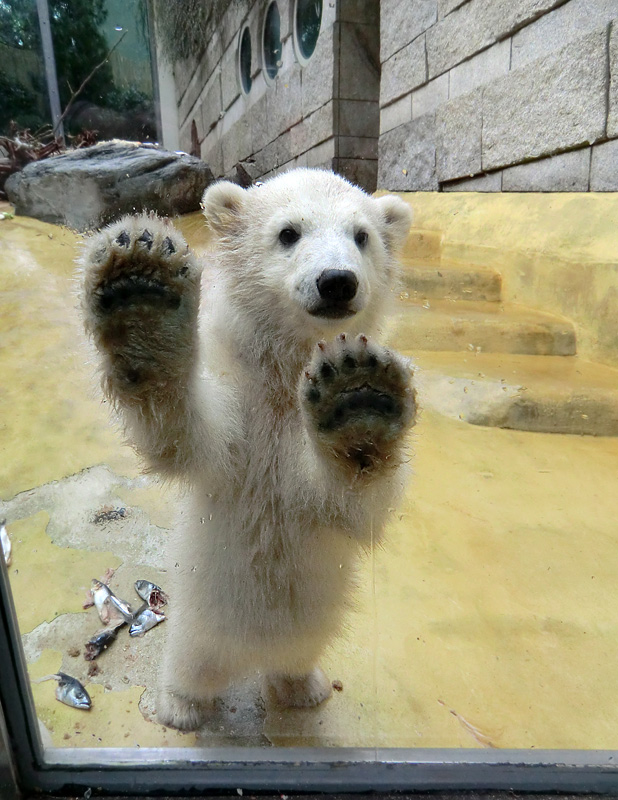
[53,30,127,134]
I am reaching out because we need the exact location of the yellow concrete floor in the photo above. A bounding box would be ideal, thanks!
[2,205,618,750]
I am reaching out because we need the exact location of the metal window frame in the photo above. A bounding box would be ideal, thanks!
[3,561,618,795]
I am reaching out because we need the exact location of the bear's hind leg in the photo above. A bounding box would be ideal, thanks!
[157,650,235,731]
[264,667,332,708]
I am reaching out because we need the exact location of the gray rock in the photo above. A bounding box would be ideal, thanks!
[220,38,241,114]
[221,116,252,174]
[338,135,379,159]
[482,28,608,171]
[249,92,270,154]
[199,74,223,137]
[5,141,214,231]
[412,73,448,118]
[270,64,302,140]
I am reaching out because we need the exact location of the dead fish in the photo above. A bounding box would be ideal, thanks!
[91,579,112,618]
[35,672,91,710]
[106,593,134,622]
[129,604,165,637]
[91,580,133,625]
[84,622,124,661]
[0,519,11,567]
[134,579,168,610]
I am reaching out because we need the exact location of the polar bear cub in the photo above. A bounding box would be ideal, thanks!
[81,168,417,731]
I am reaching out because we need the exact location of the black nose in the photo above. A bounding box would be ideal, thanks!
[316,270,358,303]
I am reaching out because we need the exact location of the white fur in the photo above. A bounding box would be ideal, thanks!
[81,169,414,730]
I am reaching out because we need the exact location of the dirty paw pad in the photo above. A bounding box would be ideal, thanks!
[82,215,199,323]
[302,333,416,459]
[97,273,181,312]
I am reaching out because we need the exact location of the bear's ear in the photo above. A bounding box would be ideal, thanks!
[373,194,413,252]
[201,181,247,234]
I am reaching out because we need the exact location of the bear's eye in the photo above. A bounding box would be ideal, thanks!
[355,230,369,248]
[279,227,300,246]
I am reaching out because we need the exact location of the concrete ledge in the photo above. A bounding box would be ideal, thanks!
[413,351,618,436]
[400,258,502,302]
[393,299,577,355]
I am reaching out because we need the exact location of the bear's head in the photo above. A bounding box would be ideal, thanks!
[201,168,412,351]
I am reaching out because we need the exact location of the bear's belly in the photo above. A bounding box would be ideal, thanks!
[171,496,358,650]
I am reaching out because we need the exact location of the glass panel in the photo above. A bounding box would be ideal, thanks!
[0,0,617,790]
[0,0,155,143]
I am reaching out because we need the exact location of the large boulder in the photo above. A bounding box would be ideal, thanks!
[5,141,214,231]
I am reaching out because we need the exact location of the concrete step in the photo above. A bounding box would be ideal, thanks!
[410,351,618,436]
[400,257,502,302]
[401,229,443,261]
[392,298,576,356]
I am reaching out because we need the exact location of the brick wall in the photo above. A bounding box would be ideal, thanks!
[378,0,618,192]
[172,0,380,191]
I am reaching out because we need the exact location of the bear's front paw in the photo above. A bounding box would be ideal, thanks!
[83,214,200,323]
[301,333,416,473]
[157,689,210,732]
[81,214,201,389]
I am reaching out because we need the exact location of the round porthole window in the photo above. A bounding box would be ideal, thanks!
[262,1,282,83]
[294,0,322,65]
[238,24,252,95]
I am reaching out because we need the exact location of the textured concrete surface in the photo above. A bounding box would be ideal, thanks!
[2,198,618,754]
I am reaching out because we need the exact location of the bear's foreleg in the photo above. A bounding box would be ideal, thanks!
[81,215,208,475]
[300,332,417,481]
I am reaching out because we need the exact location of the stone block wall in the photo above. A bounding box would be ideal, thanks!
[172,0,380,191]
[378,0,618,191]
